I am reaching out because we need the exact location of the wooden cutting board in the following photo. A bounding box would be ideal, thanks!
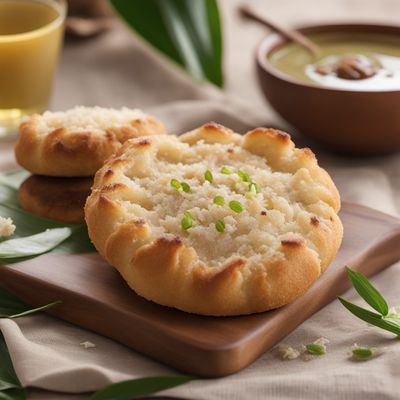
[1,202,400,377]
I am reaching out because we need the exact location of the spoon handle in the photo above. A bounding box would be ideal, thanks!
[240,4,319,56]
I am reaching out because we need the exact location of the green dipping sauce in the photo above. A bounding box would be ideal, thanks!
[268,32,400,91]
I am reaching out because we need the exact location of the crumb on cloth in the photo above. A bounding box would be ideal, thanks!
[278,344,300,360]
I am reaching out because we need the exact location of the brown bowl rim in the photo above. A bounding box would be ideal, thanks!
[257,23,400,94]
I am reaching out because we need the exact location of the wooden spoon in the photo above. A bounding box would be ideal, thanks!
[240,4,320,56]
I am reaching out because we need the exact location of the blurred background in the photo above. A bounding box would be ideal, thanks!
[58,0,400,120]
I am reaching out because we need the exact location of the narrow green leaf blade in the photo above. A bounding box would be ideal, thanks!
[345,267,389,315]
[90,376,194,400]
[0,170,95,262]
[110,0,223,86]
[0,228,72,259]
[6,301,61,319]
[0,382,19,391]
[383,317,400,329]
[338,297,400,336]
[157,0,204,82]
[0,288,60,319]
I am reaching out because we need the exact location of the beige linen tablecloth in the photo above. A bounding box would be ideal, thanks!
[1,1,400,398]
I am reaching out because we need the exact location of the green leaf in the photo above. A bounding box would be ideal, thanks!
[110,0,223,86]
[0,228,72,260]
[0,388,26,400]
[345,267,389,316]
[0,170,95,263]
[90,376,194,400]
[338,297,400,336]
[0,333,26,399]
[0,287,60,319]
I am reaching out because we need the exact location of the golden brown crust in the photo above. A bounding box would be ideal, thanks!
[19,175,92,224]
[15,112,166,177]
[85,123,343,316]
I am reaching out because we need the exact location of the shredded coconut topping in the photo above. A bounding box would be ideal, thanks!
[32,106,147,135]
[109,136,335,267]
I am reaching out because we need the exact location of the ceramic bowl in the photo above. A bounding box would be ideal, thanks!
[256,24,400,156]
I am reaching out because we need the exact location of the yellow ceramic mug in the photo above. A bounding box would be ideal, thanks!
[0,0,66,138]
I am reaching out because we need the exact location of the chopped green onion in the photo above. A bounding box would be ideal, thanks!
[181,182,190,193]
[352,347,373,359]
[350,344,384,360]
[181,211,194,230]
[213,196,225,206]
[204,170,213,183]
[221,166,233,174]
[249,182,261,193]
[236,170,251,183]
[184,211,194,219]
[229,200,243,213]
[305,343,326,355]
[170,179,181,190]
[215,220,225,233]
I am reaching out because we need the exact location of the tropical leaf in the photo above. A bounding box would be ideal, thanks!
[0,287,61,319]
[110,0,223,86]
[345,267,389,316]
[0,228,72,260]
[90,376,194,400]
[0,170,94,264]
[338,297,400,336]
[0,389,26,400]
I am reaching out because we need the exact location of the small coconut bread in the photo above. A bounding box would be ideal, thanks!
[14,106,166,177]
[85,123,343,316]
[19,175,92,224]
